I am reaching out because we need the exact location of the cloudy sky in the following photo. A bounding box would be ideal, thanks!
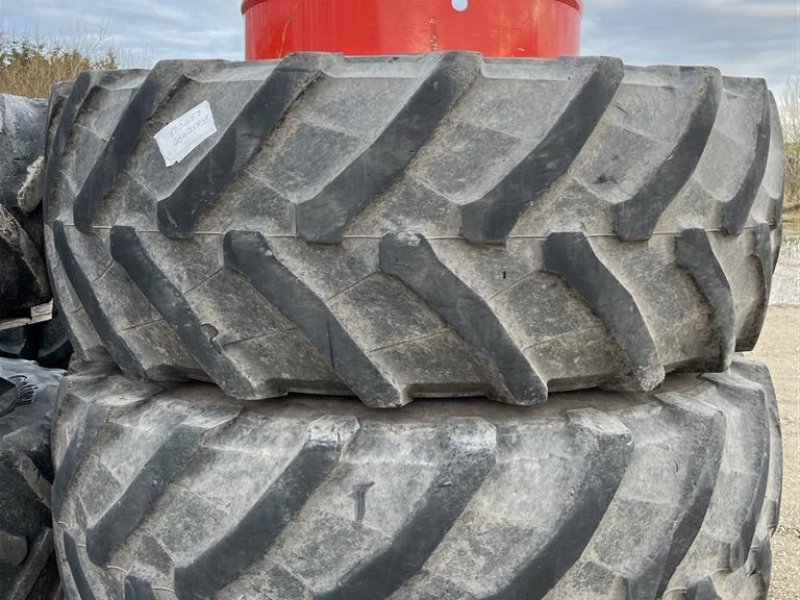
[1,0,797,92]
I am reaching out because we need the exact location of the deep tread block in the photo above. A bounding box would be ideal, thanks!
[173,417,359,600]
[296,52,481,244]
[488,411,631,600]
[44,70,142,223]
[44,81,74,167]
[85,422,206,566]
[653,407,724,598]
[544,231,664,391]
[706,378,771,571]
[461,57,624,244]
[722,83,772,235]
[737,224,773,351]
[53,221,146,380]
[675,229,735,371]
[612,69,722,240]
[318,421,496,600]
[109,225,258,398]
[660,369,775,596]
[224,230,406,407]
[73,60,224,232]
[157,54,330,239]
[51,403,108,521]
[380,232,548,405]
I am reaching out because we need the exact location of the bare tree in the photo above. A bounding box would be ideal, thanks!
[0,24,118,98]
[778,75,799,211]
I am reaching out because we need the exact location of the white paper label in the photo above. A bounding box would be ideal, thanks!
[154,101,217,167]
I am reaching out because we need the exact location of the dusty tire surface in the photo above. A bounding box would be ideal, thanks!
[0,94,51,318]
[44,55,784,406]
[52,356,780,600]
[0,358,64,599]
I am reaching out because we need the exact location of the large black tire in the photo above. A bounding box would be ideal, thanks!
[0,95,50,318]
[44,55,784,407]
[0,358,64,599]
[51,356,780,599]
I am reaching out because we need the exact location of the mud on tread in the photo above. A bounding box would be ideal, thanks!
[0,358,64,599]
[51,356,780,599]
[43,55,784,406]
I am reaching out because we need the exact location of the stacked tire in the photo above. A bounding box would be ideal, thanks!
[53,358,780,600]
[0,52,786,599]
[0,95,50,319]
[0,96,71,600]
[0,359,64,599]
[0,94,72,369]
[43,55,783,405]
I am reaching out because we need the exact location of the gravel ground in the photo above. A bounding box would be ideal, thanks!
[750,234,799,600]
[770,236,799,307]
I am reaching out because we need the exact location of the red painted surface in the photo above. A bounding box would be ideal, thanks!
[242,0,582,59]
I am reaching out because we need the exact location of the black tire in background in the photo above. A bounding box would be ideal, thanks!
[0,358,64,599]
[52,356,780,600]
[0,311,73,370]
[0,94,51,319]
[44,55,784,407]
[0,92,73,368]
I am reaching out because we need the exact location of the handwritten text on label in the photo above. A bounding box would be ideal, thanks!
[154,100,217,167]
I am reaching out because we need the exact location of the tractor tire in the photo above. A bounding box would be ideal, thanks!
[0,358,64,599]
[0,95,51,318]
[0,93,73,368]
[44,55,784,407]
[51,356,780,600]
[0,310,74,369]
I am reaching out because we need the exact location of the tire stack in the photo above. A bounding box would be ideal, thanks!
[0,52,786,599]
[0,93,71,600]
[0,94,72,369]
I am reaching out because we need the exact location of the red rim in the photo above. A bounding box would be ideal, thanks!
[242,0,583,16]
[243,0,582,59]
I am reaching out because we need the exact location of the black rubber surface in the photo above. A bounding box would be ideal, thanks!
[0,94,51,319]
[51,356,781,599]
[0,92,73,368]
[43,55,784,406]
[0,311,73,370]
[0,358,64,599]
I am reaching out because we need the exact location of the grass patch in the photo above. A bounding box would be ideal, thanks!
[782,202,800,235]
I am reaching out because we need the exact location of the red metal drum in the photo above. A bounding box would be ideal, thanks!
[242,0,582,59]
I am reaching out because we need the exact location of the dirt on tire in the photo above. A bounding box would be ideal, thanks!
[52,356,779,599]
[44,55,783,407]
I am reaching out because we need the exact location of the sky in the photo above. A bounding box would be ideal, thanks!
[0,0,798,94]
